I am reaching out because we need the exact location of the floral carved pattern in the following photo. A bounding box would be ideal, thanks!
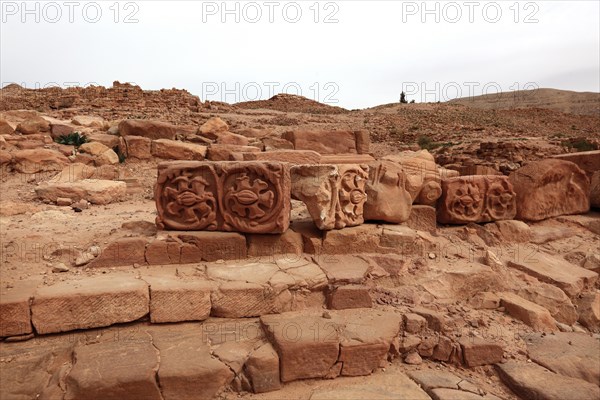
[438,176,517,224]
[155,161,290,233]
[336,166,368,228]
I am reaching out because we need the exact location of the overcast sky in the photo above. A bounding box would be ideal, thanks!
[1,0,599,109]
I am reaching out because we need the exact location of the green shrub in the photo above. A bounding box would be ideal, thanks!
[56,132,88,148]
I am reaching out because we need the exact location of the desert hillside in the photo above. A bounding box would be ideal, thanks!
[448,88,600,116]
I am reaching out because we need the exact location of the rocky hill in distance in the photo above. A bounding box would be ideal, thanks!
[448,88,600,116]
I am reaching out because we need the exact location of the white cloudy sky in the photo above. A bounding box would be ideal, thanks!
[1,0,599,109]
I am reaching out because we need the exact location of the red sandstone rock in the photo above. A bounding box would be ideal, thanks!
[327,285,372,309]
[509,159,590,221]
[151,139,207,160]
[119,119,178,140]
[364,160,412,223]
[155,161,290,234]
[437,175,517,224]
[282,130,368,154]
[459,338,503,367]
[244,343,281,393]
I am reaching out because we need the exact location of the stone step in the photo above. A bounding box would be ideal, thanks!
[407,370,503,400]
[507,251,598,297]
[0,310,410,399]
[495,361,600,400]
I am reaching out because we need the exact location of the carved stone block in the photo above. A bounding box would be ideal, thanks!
[291,164,368,230]
[364,161,412,223]
[155,161,290,233]
[437,175,517,224]
[509,159,590,221]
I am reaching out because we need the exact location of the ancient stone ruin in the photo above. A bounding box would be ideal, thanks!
[1,88,599,400]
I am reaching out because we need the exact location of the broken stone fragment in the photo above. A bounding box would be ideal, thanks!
[364,160,412,223]
[291,164,368,230]
[509,159,590,221]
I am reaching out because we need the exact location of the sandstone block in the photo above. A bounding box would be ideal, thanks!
[509,159,590,221]
[119,119,178,140]
[364,160,412,223]
[151,139,207,160]
[0,280,38,337]
[12,148,68,174]
[437,175,517,224]
[327,285,372,310]
[507,252,597,297]
[31,274,149,334]
[65,341,162,400]
[87,238,147,268]
[207,144,261,161]
[282,130,366,154]
[242,149,321,164]
[35,179,127,205]
[244,343,281,393]
[499,292,557,332]
[150,328,234,400]
[496,361,600,400]
[124,135,152,159]
[459,338,503,367]
[406,205,437,233]
[146,276,212,323]
[156,161,290,234]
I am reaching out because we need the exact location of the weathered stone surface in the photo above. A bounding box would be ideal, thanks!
[404,313,427,334]
[459,338,503,367]
[16,117,50,134]
[199,116,229,139]
[36,179,127,205]
[244,342,281,393]
[509,159,590,221]
[437,175,517,224]
[261,312,340,382]
[155,161,290,233]
[518,283,577,325]
[177,231,247,262]
[525,332,600,385]
[123,135,152,159]
[291,164,368,230]
[316,255,370,284]
[553,150,600,178]
[12,148,69,173]
[499,292,557,332]
[0,280,38,337]
[247,230,304,258]
[87,132,120,148]
[364,160,412,223]
[71,115,106,129]
[411,307,446,332]
[31,274,149,334]
[309,372,430,400]
[151,139,207,160]
[319,154,376,164]
[211,282,290,317]
[0,336,73,399]
[282,130,368,154]
[119,119,178,140]
[207,144,261,161]
[407,205,437,233]
[591,171,600,208]
[145,276,212,323]
[496,361,600,400]
[507,252,598,297]
[577,291,600,332]
[382,150,448,206]
[85,237,147,268]
[65,340,161,400]
[0,118,15,135]
[327,285,372,310]
[493,219,531,242]
[262,309,400,382]
[243,149,321,164]
[407,370,501,399]
[336,309,402,376]
[380,225,432,255]
[150,328,234,400]
[322,224,382,254]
